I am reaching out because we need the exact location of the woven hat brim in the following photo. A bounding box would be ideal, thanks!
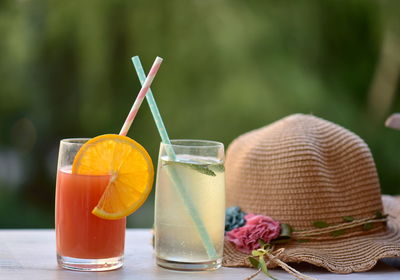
[223,195,400,274]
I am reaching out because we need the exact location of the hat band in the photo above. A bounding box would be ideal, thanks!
[292,215,388,241]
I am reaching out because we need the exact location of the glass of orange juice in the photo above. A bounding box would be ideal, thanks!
[55,138,125,271]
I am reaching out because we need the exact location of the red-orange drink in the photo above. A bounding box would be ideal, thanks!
[55,167,125,259]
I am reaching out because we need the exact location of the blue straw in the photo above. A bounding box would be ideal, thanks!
[131,56,218,259]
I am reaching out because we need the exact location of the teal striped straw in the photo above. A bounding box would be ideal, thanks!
[131,56,218,259]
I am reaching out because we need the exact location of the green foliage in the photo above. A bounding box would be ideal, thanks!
[313,221,329,228]
[296,239,310,243]
[163,161,216,176]
[343,216,355,222]
[249,256,260,268]
[271,223,292,244]
[375,211,388,219]
[249,242,278,280]
[363,223,374,231]
[0,0,399,228]
[331,229,346,237]
[209,164,225,173]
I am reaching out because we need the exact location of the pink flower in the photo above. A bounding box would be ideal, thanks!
[226,214,281,254]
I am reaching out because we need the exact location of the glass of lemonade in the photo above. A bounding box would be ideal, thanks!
[55,139,125,271]
[154,139,225,271]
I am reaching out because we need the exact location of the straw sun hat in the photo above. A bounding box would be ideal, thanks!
[223,114,400,274]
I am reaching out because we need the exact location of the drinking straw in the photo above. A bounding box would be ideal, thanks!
[131,56,218,259]
[119,57,163,136]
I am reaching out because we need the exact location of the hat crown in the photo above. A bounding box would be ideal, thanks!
[226,114,383,230]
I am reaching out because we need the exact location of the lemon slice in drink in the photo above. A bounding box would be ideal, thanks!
[72,134,154,220]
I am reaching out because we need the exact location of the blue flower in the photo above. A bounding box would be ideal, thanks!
[225,206,246,233]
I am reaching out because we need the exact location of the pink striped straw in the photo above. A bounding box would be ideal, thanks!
[119,56,163,136]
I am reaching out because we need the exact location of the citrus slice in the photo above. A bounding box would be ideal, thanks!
[72,134,154,220]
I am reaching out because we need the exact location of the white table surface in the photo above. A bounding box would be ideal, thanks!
[0,229,399,280]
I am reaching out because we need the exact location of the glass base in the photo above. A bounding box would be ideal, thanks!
[156,257,222,271]
[57,254,123,271]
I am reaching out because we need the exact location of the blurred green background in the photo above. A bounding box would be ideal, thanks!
[0,0,399,228]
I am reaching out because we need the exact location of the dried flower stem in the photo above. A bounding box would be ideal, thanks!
[245,268,261,280]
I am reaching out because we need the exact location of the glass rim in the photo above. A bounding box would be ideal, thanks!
[161,139,224,149]
[60,138,90,145]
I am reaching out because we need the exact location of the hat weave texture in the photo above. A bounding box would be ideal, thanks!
[223,114,400,273]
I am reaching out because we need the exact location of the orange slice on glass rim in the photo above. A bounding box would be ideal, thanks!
[72,134,154,220]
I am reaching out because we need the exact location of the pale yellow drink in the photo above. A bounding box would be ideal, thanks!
[154,145,225,271]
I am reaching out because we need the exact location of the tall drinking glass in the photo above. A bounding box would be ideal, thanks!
[154,140,225,271]
[55,139,126,271]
